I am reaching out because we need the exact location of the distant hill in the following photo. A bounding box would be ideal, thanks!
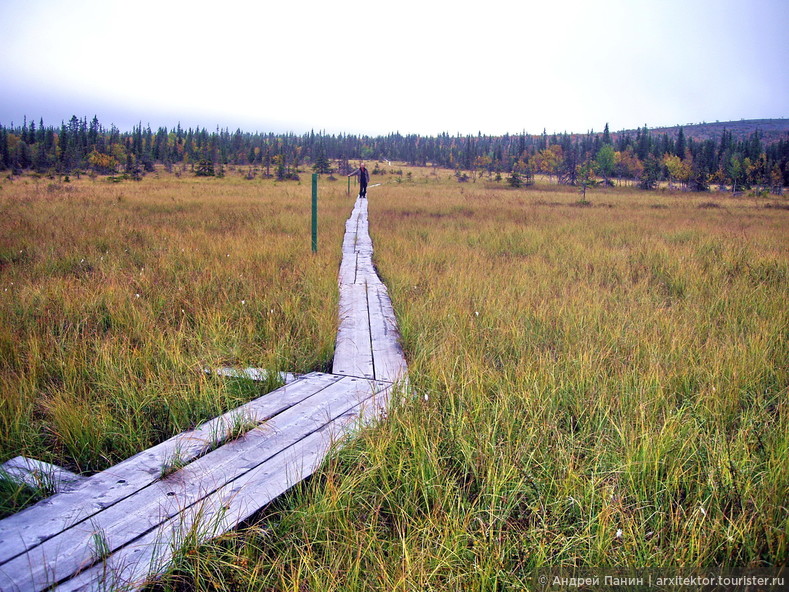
[630,119,789,144]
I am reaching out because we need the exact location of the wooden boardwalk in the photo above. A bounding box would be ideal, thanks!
[0,196,406,591]
[334,198,408,383]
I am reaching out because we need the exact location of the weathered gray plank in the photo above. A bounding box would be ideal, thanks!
[355,255,379,284]
[367,284,408,383]
[0,372,342,565]
[208,367,298,384]
[0,376,390,591]
[341,240,356,256]
[57,382,394,592]
[332,284,375,379]
[354,239,373,257]
[338,252,357,286]
[0,457,86,495]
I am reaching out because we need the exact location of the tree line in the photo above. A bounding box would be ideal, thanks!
[1,116,787,192]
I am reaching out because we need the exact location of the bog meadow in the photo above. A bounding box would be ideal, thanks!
[0,119,787,590]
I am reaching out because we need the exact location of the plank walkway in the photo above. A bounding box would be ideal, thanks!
[0,196,406,591]
[334,197,408,383]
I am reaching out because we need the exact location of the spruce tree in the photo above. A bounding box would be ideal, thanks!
[195,159,215,177]
[602,123,611,145]
[0,127,9,170]
[312,151,331,174]
[675,127,686,157]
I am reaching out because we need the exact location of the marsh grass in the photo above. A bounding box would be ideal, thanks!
[3,167,787,588]
[146,173,786,590]
[0,170,350,478]
[0,472,54,519]
[159,446,189,480]
[368,182,787,569]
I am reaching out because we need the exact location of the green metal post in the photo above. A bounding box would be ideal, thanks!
[311,173,318,253]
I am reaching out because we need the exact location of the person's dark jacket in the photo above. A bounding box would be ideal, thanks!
[348,166,370,185]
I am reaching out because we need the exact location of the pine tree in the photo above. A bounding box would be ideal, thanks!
[0,127,9,170]
[15,140,32,170]
[602,123,611,145]
[88,116,100,147]
[312,151,331,174]
[195,159,215,177]
[37,118,46,144]
[675,127,686,157]
[636,125,651,160]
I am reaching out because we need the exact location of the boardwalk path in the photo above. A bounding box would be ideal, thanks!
[0,196,406,591]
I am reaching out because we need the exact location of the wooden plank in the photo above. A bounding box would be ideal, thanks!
[351,202,364,237]
[0,376,390,591]
[354,229,373,254]
[332,284,374,379]
[355,255,379,284]
[0,372,342,565]
[208,367,298,384]
[345,204,361,226]
[367,284,408,384]
[344,221,359,240]
[354,228,373,249]
[342,219,358,246]
[4,376,384,590]
[338,252,357,286]
[0,457,86,494]
[58,383,394,592]
[355,242,373,256]
[341,238,356,255]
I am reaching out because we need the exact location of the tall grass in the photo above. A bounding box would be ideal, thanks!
[0,170,349,475]
[146,173,786,590]
[368,183,788,572]
[3,168,787,588]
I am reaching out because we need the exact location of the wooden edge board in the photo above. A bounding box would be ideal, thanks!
[207,367,298,384]
[338,256,357,286]
[367,285,408,384]
[0,457,86,495]
[55,384,394,592]
[0,373,342,564]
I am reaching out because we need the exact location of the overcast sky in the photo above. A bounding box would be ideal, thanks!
[1,0,786,136]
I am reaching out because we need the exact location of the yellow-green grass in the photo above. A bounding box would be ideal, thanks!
[149,175,787,590]
[3,167,787,586]
[373,182,787,567]
[0,169,350,492]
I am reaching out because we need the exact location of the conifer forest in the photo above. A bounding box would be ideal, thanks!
[1,116,788,192]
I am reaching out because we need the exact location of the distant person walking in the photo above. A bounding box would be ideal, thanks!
[348,162,370,198]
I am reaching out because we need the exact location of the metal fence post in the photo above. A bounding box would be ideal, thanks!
[311,173,318,253]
